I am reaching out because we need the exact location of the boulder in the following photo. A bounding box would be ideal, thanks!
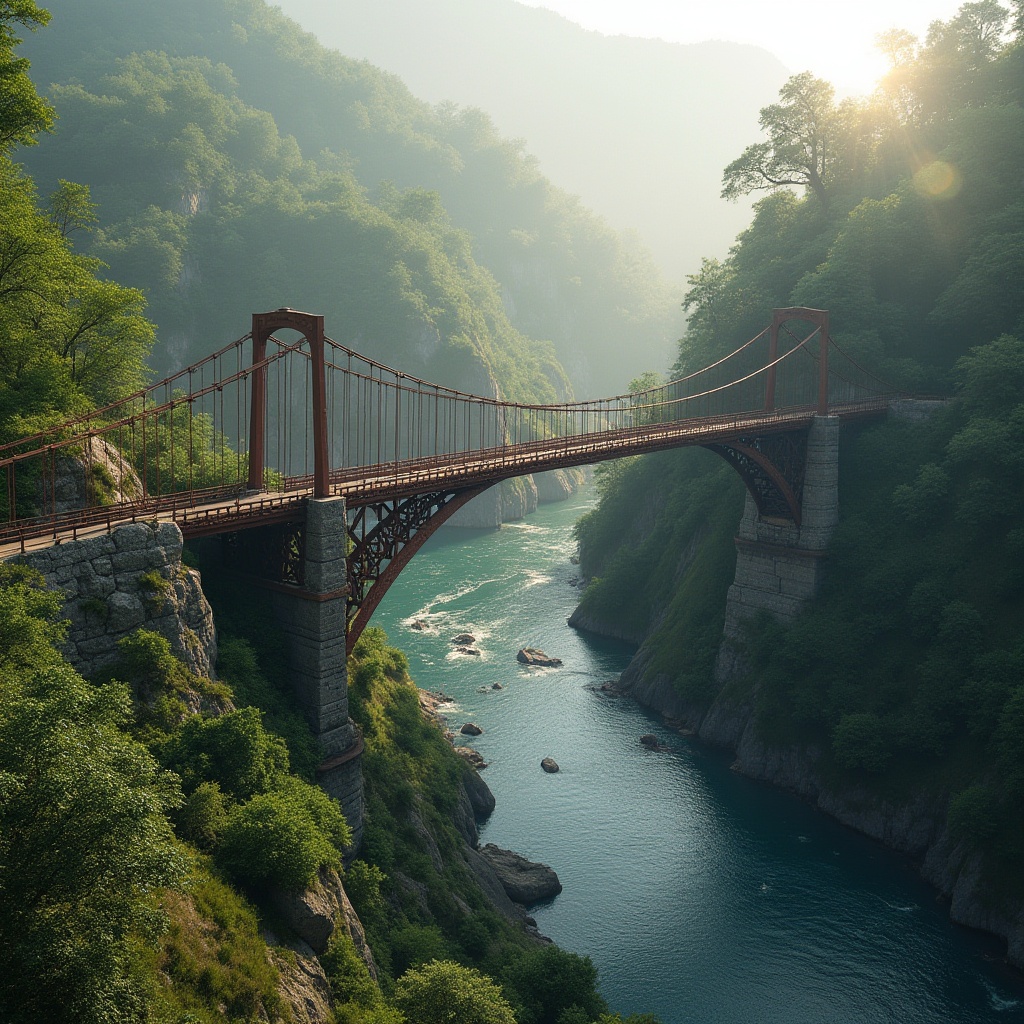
[640,734,661,749]
[541,757,559,774]
[478,844,562,905]
[517,647,563,667]
[462,764,497,818]
[452,633,476,644]
[455,746,489,770]
[461,722,483,736]
[492,682,503,690]
[411,619,428,631]
[269,867,377,980]
[456,646,481,656]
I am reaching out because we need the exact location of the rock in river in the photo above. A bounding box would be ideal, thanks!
[517,647,563,667]
[461,722,483,736]
[478,844,562,905]
[541,757,559,773]
[452,633,476,644]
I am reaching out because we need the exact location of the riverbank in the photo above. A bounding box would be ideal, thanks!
[595,635,1024,972]
[373,489,1024,1022]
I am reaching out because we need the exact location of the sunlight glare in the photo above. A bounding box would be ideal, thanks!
[515,0,969,96]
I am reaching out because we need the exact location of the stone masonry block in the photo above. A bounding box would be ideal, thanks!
[112,523,154,551]
[111,549,158,573]
[774,559,819,583]
[106,591,146,632]
[733,567,782,594]
[91,555,113,576]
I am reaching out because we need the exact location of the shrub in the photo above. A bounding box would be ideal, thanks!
[178,781,228,850]
[832,712,892,773]
[499,945,606,1024]
[394,960,516,1024]
[217,780,348,891]
[165,705,290,799]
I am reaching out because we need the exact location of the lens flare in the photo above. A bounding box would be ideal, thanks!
[913,160,962,200]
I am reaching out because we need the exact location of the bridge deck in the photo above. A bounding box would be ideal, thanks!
[0,400,886,557]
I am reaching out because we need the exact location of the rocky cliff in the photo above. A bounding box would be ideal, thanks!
[447,467,586,528]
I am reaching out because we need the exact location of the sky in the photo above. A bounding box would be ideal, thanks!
[516,0,970,95]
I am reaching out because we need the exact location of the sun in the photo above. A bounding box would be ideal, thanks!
[514,0,967,98]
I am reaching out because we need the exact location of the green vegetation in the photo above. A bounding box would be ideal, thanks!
[574,451,743,699]
[0,565,186,1022]
[741,335,1024,864]
[576,2,1024,893]
[21,0,676,397]
[394,961,516,1024]
[0,1,669,1020]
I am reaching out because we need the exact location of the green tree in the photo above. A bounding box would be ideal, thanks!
[500,945,607,1024]
[394,960,516,1024]
[216,777,350,891]
[721,73,840,207]
[0,162,155,428]
[0,565,186,1023]
[163,704,290,800]
[0,0,53,150]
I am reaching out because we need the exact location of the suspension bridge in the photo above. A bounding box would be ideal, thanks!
[0,306,898,653]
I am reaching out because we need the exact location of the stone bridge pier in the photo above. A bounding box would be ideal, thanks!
[716,415,840,679]
[266,497,365,853]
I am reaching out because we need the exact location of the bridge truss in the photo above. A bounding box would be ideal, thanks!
[0,307,898,651]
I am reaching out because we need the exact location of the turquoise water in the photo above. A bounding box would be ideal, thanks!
[371,489,1024,1023]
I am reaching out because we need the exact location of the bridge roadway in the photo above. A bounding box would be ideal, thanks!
[0,398,888,557]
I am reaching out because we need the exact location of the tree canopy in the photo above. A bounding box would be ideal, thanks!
[0,0,52,149]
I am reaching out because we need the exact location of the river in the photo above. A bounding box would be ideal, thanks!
[371,488,1024,1024]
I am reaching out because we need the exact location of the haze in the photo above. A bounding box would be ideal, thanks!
[274,0,791,283]
[516,0,971,95]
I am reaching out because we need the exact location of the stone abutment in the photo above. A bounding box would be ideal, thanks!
[716,415,840,678]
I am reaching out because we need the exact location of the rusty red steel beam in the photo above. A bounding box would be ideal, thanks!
[0,397,890,553]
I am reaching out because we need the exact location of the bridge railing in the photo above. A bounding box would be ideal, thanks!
[1,308,901,547]
[0,332,293,546]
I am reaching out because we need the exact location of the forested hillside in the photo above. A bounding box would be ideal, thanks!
[273,0,787,282]
[575,3,1024,882]
[0,4,659,1020]
[20,0,679,396]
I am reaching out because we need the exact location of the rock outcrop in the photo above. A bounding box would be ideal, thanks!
[269,946,335,1024]
[270,866,378,980]
[12,519,217,680]
[42,437,142,515]
[477,844,562,905]
[517,647,562,667]
[534,468,586,504]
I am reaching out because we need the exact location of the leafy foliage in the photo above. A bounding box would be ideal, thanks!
[0,566,186,1023]
[21,0,678,397]
[394,960,516,1024]
[0,0,52,150]
[218,778,349,890]
[582,3,1024,884]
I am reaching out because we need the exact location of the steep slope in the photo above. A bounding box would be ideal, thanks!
[21,0,680,396]
[569,18,1024,961]
[274,0,788,282]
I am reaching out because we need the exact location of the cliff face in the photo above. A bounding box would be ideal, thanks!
[613,664,1024,967]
